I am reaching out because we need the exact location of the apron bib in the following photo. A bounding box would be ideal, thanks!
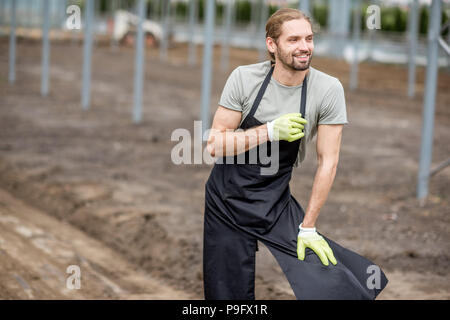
[220,65,306,234]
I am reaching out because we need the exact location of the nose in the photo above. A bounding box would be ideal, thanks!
[297,39,309,52]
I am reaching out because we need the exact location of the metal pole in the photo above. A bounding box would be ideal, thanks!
[159,0,171,62]
[408,0,419,98]
[188,0,198,66]
[110,0,119,49]
[27,0,32,28]
[200,0,216,139]
[350,0,361,90]
[41,0,50,96]
[221,0,234,72]
[9,0,16,84]
[417,0,442,202]
[60,0,68,29]
[341,0,351,37]
[251,0,259,33]
[0,0,4,26]
[298,0,310,15]
[0,0,4,27]
[258,0,269,62]
[132,0,147,124]
[328,0,338,57]
[328,0,336,32]
[94,0,101,46]
[35,0,40,28]
[81,0,95,110]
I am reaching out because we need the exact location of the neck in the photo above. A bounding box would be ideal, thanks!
[272,62,309,86]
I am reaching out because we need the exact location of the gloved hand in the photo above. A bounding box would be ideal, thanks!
[267,113,307,142]
[297,223,337,266]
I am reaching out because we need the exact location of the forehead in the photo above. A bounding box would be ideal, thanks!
[280,19,313,38]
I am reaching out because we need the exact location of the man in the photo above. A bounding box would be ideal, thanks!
[203,8,388,300]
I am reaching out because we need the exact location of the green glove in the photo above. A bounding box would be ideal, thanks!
[267,113,307,142]
[297,223,337,266]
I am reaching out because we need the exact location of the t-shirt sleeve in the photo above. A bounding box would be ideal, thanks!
[318,80,349,125]
[218,67,244,112]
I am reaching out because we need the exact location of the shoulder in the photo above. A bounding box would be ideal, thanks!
[309,67,343,96]
[232,60,272,81]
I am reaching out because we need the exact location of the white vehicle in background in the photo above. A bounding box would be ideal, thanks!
[112,10,165,47]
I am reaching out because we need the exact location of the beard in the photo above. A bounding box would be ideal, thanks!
[276,45,312,71]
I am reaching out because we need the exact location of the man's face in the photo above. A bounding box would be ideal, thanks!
[273,19,314,71]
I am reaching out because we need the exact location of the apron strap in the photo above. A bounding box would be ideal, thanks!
[246,66,275,120]
[300,74,307,117]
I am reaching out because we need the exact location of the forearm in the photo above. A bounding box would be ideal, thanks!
[302,163,337,228]
[207,124,269,157]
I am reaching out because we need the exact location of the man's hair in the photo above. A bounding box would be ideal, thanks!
[265,8,313,61]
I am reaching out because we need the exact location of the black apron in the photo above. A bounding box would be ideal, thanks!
[203,65,388,300]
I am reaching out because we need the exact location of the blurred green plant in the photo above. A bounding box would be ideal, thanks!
[312,3,328,28]
[380,6,407,32]
[235,1,251,22]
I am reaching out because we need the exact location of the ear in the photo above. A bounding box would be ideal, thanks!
[266,37,277,57]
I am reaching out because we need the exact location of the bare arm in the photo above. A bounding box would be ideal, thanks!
[301,124,343,228]
[206,106,269,157]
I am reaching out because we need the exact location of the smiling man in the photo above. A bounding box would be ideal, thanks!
[203,8,388,300]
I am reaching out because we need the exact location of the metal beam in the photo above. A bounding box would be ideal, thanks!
[110,0,120,49]
[41,0,51,97]
[408,0,419,98]
[438,36,450,55]
[298,0,310,15]
[27,0,33,28]
[132,0,147,124]
[81,0,95,110]
[9,0,16,84]
[430,157,450,177]
[60,0,68,30]
[328,0,339,58]
[417,0,442,201]
[0,0,4,27]
[343,0,352,37]
[258,0,269,62]
[159,0,171,62]
[328,0,337,33]
[350,0,361,91]
[200,0,216,139]
[188,0,198,66]
[251,0,259,33]
[94,0,101,46]
[221,0,235,72]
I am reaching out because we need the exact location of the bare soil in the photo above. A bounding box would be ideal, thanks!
[0,37,449,299]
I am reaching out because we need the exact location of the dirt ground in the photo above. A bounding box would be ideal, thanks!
[0,36,449,300]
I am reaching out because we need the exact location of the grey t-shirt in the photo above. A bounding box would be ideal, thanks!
[218,60,348,167]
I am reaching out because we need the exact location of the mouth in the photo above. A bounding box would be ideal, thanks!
[293,53,310,63]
